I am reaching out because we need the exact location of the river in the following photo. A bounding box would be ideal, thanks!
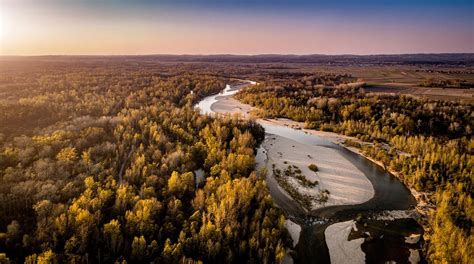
[195,82,424,264]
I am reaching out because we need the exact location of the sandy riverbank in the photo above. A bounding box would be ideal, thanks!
[210,96,253,118]
[325,220,365,264]
[263,134,374,210]
[259,118,361,145]
[284,219,302,247]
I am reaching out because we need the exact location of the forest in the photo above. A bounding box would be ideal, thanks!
[236,74,473,263]
[0,59,290,263]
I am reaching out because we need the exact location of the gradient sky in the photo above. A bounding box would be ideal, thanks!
[1,0,473,55]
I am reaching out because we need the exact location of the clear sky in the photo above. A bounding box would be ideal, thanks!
[1,0,473,55]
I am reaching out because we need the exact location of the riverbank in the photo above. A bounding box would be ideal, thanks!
[324,220,365,264]
[285,219,302,247]
[210,96,252,118]
[263,134,374,211]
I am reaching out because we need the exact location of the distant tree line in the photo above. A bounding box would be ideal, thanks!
[419,78,473,89]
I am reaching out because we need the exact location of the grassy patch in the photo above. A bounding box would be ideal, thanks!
[273,167,314,209]
[343,139,362,148]
[272,164,324,209]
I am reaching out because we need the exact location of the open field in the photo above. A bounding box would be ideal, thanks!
[364,84,474,103]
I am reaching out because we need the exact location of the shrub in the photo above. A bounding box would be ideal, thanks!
[308,164,318,172]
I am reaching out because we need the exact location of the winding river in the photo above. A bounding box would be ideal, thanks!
[196,82,424,264]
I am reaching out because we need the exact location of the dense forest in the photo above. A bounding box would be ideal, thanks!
[0,60,290,263]
[236,75,473,263]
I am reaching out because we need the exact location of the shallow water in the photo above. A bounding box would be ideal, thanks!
[196,83,424,264]
[195,84,237,115]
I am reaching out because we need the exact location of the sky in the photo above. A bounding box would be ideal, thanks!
[1,0,473,55]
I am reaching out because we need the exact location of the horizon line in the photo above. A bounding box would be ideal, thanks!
[2,52,474,57]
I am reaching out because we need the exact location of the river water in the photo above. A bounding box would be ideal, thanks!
[195,83,424,264]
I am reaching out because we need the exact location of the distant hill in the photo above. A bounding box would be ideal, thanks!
[2,53,474,66]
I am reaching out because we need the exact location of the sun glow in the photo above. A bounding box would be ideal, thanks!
[0,8,4,44]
